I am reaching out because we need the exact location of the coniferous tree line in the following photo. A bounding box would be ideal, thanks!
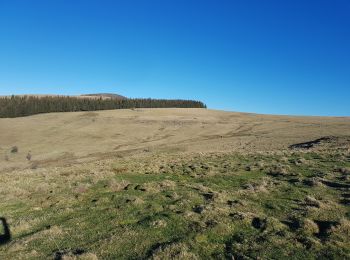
[0,95,206,118]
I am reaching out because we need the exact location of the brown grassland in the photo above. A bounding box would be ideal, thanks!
[1,108,350,259]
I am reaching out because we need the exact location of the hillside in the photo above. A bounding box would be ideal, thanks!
[1,109,350,259]
[80,93,127,99]
[0,93,126,99]
[1,108,349,171]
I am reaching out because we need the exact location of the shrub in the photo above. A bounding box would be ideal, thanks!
[26,152,32,161]
[11,146,18,153]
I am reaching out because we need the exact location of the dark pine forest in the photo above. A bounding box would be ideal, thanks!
[0,95,206,118]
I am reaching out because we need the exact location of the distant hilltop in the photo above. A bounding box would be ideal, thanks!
[0,93,127,100]
[81,93,127,100]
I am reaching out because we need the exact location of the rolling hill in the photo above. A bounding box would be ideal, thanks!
[0,108,350,259]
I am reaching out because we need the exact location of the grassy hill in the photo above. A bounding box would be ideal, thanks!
[0,108,350,259]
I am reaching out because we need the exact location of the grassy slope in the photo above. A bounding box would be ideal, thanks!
[1,108,349,171]
[0,109,350,259]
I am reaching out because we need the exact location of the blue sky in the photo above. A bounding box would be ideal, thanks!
[0,0,349,116]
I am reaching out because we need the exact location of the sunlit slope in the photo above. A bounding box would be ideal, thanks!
[1,108,349,170]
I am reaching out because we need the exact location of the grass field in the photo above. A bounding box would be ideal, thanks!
[1,108,350,259]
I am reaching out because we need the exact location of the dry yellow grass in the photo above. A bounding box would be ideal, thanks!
[1,108,349,171]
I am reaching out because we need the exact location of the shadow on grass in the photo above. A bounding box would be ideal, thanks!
[0,217,11,245]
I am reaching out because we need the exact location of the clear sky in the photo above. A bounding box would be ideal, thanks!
[0,0,349,116]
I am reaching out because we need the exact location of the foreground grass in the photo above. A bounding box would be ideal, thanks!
[1,150,350,259]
